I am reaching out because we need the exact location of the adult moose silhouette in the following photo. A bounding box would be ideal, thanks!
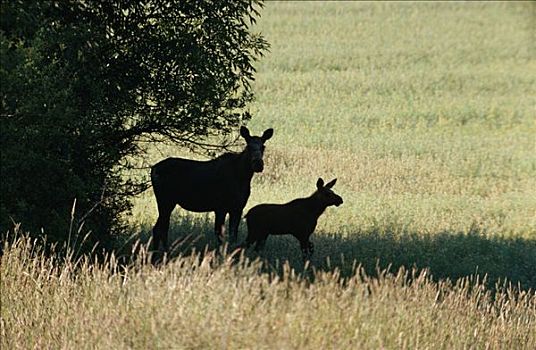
[150,126,274,254]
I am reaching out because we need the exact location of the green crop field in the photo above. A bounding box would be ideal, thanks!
[130,1,536,284]
[3,2,536,349]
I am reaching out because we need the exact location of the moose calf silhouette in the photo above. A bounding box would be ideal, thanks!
[242,178,343,261]
[151,126,274,253]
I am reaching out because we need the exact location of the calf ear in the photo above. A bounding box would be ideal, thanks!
[261,128,274,142]
[240,126,251,141]
[325,178,337,189]
[316,178,324,189]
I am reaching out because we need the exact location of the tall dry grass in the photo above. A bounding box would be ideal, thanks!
[2,235,535,349]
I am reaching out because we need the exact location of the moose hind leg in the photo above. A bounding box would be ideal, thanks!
[153,201,174,253]
[152,220,161,252]
[299,238,314,262]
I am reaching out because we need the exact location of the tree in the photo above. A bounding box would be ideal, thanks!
[0,0,269,248]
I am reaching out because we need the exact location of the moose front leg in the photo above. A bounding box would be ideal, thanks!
[299,237,314,262]
[228,210,243,245]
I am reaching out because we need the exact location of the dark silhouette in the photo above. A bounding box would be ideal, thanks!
[151,126,274,253]
[243,177,343,261]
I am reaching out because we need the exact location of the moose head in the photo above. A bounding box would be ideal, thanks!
[240,126,274,173]
[315,178,343,207]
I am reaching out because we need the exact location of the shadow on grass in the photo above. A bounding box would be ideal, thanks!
[132,213,536,291]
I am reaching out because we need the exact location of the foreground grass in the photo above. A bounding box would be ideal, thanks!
[2,236,535,349]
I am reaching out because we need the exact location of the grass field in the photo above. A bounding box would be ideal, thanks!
[3,2,536,349]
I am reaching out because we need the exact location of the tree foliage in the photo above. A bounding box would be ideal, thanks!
[0,0,268,247]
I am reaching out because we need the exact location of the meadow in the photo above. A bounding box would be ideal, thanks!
[2,2,536,349]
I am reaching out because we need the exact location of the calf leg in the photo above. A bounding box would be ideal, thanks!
[240,231,258,249]
[240,228,268,251]
[254,236,268,252]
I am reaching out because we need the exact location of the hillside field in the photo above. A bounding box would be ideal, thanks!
[2,2,536,349]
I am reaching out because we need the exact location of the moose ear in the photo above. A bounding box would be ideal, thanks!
[316,178,324,189]
[240,126,251,141]
[261,128,274,142]
[325,178,337,189]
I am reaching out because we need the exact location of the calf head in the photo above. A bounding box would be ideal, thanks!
[240,126,274,173]
[315,178,343,207]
